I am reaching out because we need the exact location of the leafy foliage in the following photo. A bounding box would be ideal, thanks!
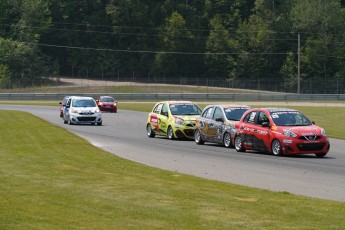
[0,0,345,92]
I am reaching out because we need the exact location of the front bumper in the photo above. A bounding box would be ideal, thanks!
[281,138,330,155]
[70,113,102,124]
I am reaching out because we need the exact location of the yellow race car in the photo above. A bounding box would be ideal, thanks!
[146,101,202,140]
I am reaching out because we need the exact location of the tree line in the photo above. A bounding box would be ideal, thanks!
[1,0,345,93]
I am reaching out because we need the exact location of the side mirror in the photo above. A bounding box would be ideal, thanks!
[312,121,315,125]
[262,122,270,127]
[59,102,62,105]
[215,117,224,122]
[66,105,70,108]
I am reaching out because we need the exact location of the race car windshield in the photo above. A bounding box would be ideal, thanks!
[270,111,313,126]
[72,99,96,108]
[224,108,249,121]
[100,97,114,102]
[170,104,201,115]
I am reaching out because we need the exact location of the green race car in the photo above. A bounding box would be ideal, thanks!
[146,101,202,140]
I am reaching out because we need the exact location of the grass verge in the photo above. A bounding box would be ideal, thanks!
[0,110,345,229]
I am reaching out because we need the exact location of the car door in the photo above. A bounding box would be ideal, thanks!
[158,102,169,135]
[63,97,72,121]
[238,110,258,150]
[198,106,215,141]
[211,106,226,143]
[252,111,270,152]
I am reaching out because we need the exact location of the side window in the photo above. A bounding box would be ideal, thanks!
[161,103,168,116]
[256,112,269,125]
[202,107,214,119]
[244,111,256,124]
[153,103,163,114]
[213,107,224,121]
[66,98,71,107]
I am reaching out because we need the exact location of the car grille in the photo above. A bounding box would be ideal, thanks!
[184,129,195,137]
[298,135,321,141]
[186,121,196,127]
[297,143,325,151]
[79,111,95,115]
[77,117,96,122]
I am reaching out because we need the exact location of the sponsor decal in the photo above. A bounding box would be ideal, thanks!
[150,115,158,126]
[243,127,268,135]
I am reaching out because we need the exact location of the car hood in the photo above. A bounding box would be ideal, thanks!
[73,107,99,113]
[174,115,199,121]
[281,125,322,135]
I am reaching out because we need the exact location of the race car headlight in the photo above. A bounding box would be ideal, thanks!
[283,129,297,138]
[321,128,326,136]
[175,117,185,125]
[95,108,100,113]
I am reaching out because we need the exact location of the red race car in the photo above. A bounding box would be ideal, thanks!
[96,96,117,113]
[234,108,330,157]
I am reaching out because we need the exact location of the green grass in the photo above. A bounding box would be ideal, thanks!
[1,110,345,229]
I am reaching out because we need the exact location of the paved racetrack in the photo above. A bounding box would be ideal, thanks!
[1,105,345,202]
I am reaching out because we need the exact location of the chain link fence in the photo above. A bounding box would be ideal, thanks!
[1,72,345,94]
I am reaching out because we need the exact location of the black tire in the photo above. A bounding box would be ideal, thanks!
[315,152,327,158]
[68,117,73,125]
[223,132,233,148]
[194,130,205,145]
[167,126,175,140]
[234,135,245,152]
[97,121,102,126]
[271,139,282,156]
[146,124,155,138]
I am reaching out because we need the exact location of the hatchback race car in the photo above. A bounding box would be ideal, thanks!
[63,96,102,125]
[96,96,117,113]
[234,108,330,157]
[146,101,202,139]
[194,104,250,147]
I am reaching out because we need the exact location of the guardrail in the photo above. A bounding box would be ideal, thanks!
[1,93,345,101]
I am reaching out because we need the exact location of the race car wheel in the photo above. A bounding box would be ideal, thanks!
[146,124,155,138]
[68,117,73,125]
[315,152,327,158]
[272,139,282,156]
[167,126,175,140]
[234,135,245,152]
[223,132,233,148]
[194,130,204,145]
[97,121,102,126]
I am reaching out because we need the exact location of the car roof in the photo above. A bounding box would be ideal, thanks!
[69,96,94,100]
[263,108,298,113]
[167,100,194,104]
[206,104,251,109]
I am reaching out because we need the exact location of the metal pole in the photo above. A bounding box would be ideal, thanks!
[297,33,301,94]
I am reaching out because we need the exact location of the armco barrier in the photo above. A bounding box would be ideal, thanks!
[0,93,344,101]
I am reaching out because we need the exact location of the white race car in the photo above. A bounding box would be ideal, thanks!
[63,96,102,125]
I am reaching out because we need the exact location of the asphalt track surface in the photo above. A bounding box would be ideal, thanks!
[1,104,345,202]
